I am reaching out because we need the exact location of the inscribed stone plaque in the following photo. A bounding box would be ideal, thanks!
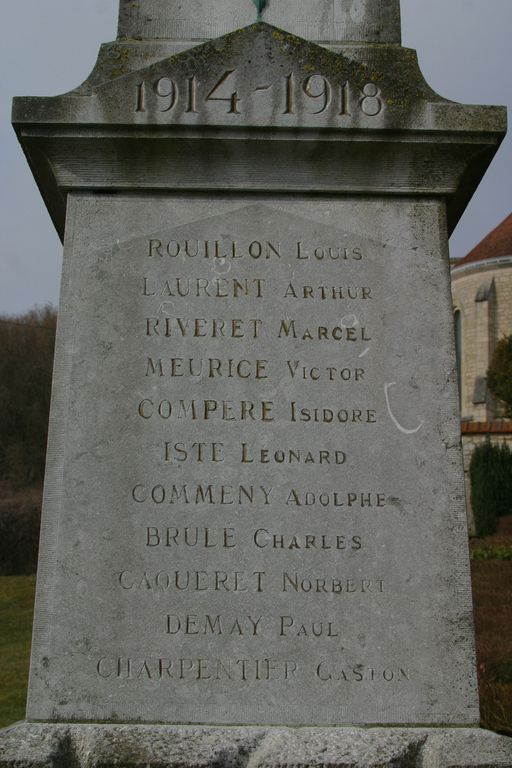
[27,194,478,725]
[16,14,503,732]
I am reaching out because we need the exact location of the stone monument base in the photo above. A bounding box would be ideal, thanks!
[1,723,511,768]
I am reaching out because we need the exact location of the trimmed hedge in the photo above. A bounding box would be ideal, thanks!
[471,546,512,561]
[470,441,512,537]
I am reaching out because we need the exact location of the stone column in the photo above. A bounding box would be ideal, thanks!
[117,0,401,47]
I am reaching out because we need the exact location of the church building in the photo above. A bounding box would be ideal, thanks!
[451,213,512,532]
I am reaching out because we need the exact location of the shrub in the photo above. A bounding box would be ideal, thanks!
[470,441,512,537]
[0,306,57,485]
[494,443,512,519]
[0,488,42,575]
[471,546,512,561]
[488,335,512,417]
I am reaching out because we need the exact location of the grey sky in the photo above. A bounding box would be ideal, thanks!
[1,0,511,314]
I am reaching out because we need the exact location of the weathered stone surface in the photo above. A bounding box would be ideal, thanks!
[248,726,427,766]
[11,0,508,740]
[421,730,512,768]
[117,0,402,47]
[24,195,478,726]
[1,724,512,768]
[12,25,506,240]
[0,723,69,768]
[12,24,501,131]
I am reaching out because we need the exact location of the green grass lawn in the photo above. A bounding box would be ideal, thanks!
[0,575,36,727]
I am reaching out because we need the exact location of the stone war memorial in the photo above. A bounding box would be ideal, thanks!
[2,0,512,765]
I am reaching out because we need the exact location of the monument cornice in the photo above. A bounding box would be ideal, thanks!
[13,123,503,242]
[12,24,507,241]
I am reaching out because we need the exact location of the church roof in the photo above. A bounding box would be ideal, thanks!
[456,212,512,267]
